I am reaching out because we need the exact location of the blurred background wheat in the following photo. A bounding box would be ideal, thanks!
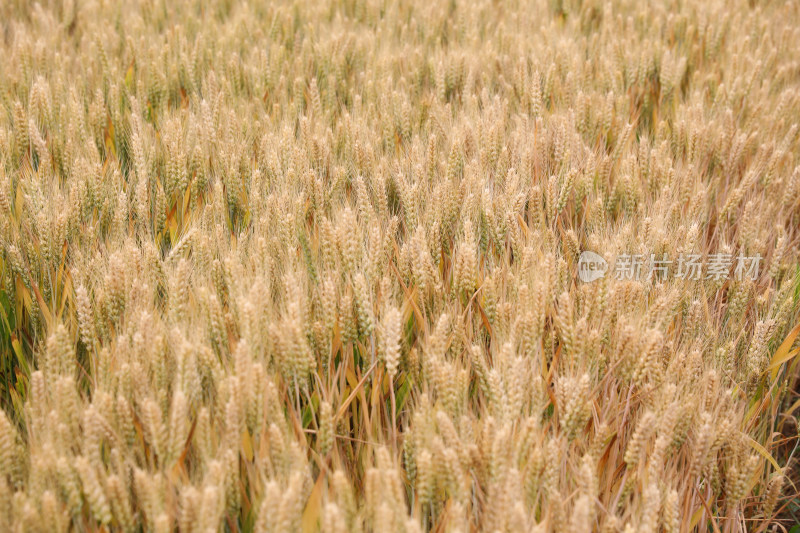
[0,0,799,531]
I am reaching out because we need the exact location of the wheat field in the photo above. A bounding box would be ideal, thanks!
[1,0,799,531]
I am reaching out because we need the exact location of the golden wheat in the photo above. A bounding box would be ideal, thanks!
[0,0,799,531]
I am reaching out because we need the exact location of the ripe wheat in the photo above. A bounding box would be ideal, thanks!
[0,0,799,531]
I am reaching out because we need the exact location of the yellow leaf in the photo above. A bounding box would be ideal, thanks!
[768,321,800,380]
[11,337,23,361]
[301,473,324,533]
[743,392,768,426]
[104,115,116,158]
[770,347,800,379]
[17,276,32,314]
[744,434,780,471]
[169,216,177,243]
[241,430,254,462]
[690,506,704,529]
[124,60,135,89]
[785,397,800,417]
